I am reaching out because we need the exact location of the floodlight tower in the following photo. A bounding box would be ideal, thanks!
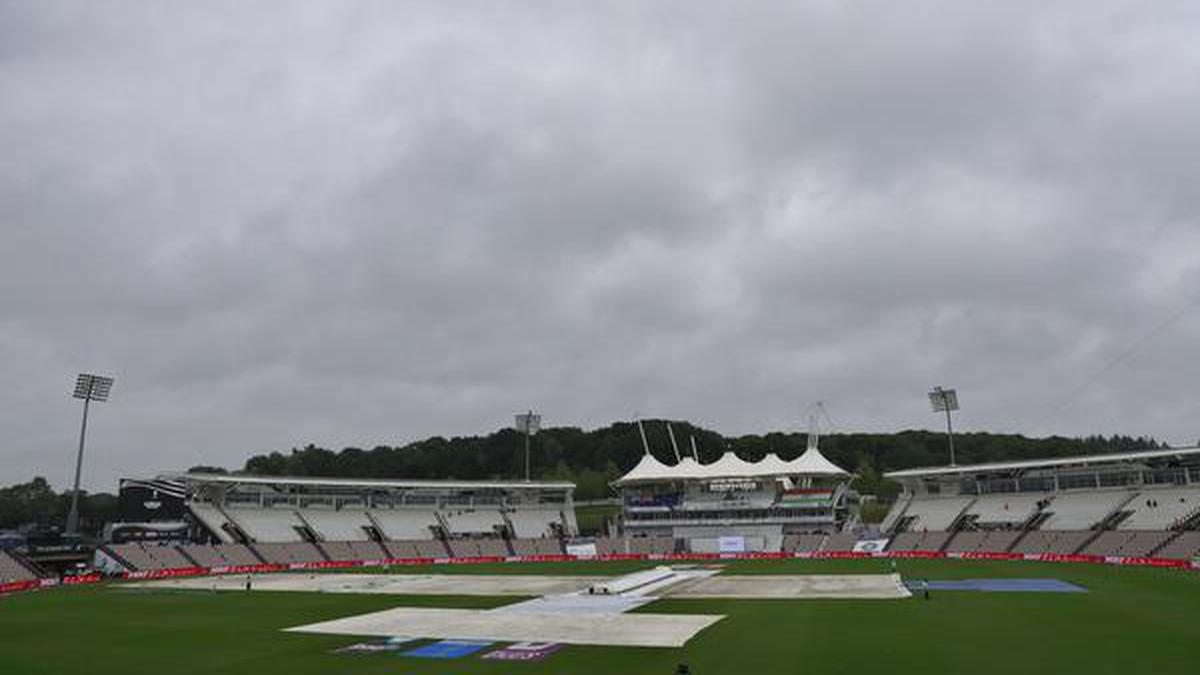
[928,386,959,466]
[67,373,115,536]
[514,410,541,482]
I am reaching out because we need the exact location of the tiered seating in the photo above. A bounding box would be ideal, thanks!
[188,503,237,543]
[900,497,974,531]
[506,508,564,538]
[212,543,260,566]
[887,531,951,552]
[963,494,1044,527]
[381,540,419,558]
[1039,491,1133,530]
[443,538,508,557]
[1118,488,1200,530]
[318,541,358,561]
[446,539,479,557]
[945,531,1022,554]
[366,509,440,540]
[142,543,194,569]
[107,543,165,570]
[593,537,625,555]
[1156,532,1200,560]
[821,533,858,552]
[441,509,505,535]
[511,538,563,556]
[628,535,674,555]
[782,533,826,553]
[252,542,326,564]
[380,539,448,559]
[178,544,227,567]
[299,509,374,541]
[1010,530,1093,556]
[0,549,39,582]
[225,508,306,542]
[346,540,387,561]
[1082,531,1174,557]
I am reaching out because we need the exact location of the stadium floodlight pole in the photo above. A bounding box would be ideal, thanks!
[928,386,960,467]
[68,373,115,536]
[514,410,541,482]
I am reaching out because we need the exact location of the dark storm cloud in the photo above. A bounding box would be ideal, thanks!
[3,0,1200,489]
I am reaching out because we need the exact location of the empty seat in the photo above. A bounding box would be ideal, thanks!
[1040,491,1134,530]
[1011,530,1092,556]
[188,503,237,543]
[441,509,505,535]
[382,540,421,559]
[213,543,260,566]
[1119,489,1200,530]
[900,497,974,531]
[318,541,358,561]
[964,494,1045,527]
[887,531,950,552]
[945,530,1023,554]
[178,544,225,567]
[0,549,39,582]
[1081,530,1173,557]
[821,533,858,552]
[506,508,564,538]
[1156,532,1200,560]
[225,508,307,542]
[367,509,440,540]
[107,543,164,571]
[252,542,325,564]
[299,509,374,541]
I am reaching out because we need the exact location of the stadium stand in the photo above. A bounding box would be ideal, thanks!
[627,534,675,555]
[441,508,506,535]
[506,507,565,538]
[1010,530,1094,555]
[1038,490,1134,530]
[366,508,441,540]
[820,533,858,552]
[224,508,308,543]
[298,508,374,541]
[177,543,227,567]
[188,502,238,543]
[944,530,1023,553]
[510,537,563,556]
[1155,531,1200,560]
[252,542,326,564]
[1081,530,1176,557]
[1118,488,1200,530]
[0,549,40,582]
[212,543,261,566]
[887,531,951,552]
[782,533,826,553]
[882,447,1200,561]
[961,493,1045,528]
[895,497,974,532]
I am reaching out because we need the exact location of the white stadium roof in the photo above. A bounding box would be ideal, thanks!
[160,472,575,491]
[613,447,849,485]
[883,446,1200,480]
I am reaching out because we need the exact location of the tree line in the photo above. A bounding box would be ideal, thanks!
[233,422,1168,501]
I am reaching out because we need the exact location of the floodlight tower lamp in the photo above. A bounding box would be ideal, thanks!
[928,386,960,467]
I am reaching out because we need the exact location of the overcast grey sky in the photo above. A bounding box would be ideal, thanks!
[3,1,1200,490]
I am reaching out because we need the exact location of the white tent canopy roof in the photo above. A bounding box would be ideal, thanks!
[614,448,849,485]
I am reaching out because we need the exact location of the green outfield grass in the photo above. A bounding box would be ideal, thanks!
[2,558,1198,675]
